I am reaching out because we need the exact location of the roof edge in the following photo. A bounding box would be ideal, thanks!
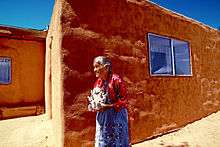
[0,25,47,41]
[128,0,219,32]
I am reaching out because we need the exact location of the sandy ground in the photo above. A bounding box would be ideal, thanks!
[133,111,220,147]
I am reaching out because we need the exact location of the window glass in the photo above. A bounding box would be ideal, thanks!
[173,40,191,75]
[0,57,11,84]
[148,33,192,76]
[149,35,173,75]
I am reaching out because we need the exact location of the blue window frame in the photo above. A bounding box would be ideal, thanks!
[0,57,11,84]
[148,33,192,76]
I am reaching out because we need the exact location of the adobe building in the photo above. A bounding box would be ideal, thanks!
[0,25,45,117]
[0,25,62,146]
[59,0,220,146]
[0,0,220,146]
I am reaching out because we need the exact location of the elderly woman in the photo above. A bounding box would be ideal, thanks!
[88,56,130,147]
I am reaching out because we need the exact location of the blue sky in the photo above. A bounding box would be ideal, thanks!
[150,0,220,29]
[0,0,219,30]
[0,0,54,30]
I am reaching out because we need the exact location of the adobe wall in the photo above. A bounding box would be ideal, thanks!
[0,36,45,106]
[0,0,63,146]
[0,28,53,145]
[61,0,220,146]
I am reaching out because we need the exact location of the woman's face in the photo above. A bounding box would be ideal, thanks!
[93,62,108,79]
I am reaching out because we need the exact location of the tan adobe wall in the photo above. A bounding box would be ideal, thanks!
[0,0,63,145]
[0,26,46,120]
[0,37,45,106]
[60,0,220,146]
[0,27,54,145]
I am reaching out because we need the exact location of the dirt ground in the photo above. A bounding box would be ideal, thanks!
[133,111,220,147]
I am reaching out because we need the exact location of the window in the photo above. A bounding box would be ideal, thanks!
[148,33,192,76]
[0,57,11,84]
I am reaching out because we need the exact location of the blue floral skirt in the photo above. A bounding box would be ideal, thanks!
[95,108,129,147]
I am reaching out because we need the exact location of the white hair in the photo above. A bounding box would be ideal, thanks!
[93,56,112,74]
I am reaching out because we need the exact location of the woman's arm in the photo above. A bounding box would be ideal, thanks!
[112,76,128,112]
[99,75,128,112]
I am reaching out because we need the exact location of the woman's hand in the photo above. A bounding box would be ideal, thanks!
[98,103,113,111]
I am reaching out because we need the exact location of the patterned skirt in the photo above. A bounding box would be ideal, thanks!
[95,108,129,147]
